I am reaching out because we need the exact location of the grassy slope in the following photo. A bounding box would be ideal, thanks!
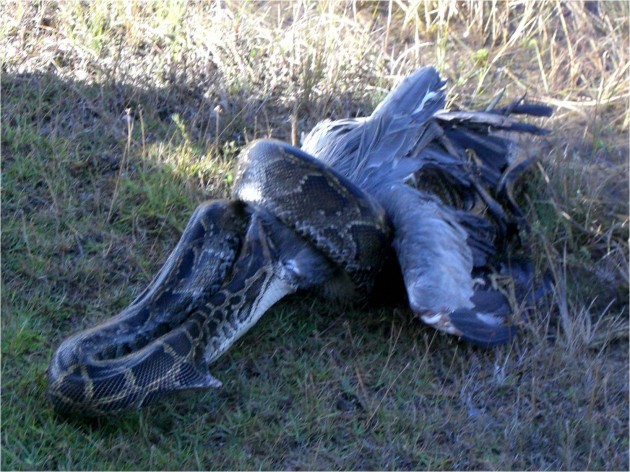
[1,0,628,469]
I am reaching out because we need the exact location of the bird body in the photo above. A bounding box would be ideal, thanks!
[304,66,551,345]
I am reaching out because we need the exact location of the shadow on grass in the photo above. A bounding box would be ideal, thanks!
[2,71,628,470]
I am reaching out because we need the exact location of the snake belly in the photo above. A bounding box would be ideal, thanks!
[47,139,390,416]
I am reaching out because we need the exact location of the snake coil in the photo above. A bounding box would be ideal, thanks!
[47,140,391,416]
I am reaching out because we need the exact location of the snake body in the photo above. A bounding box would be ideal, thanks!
[48,140,390,416]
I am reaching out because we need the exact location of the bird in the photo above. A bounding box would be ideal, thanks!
[301,66,552,346]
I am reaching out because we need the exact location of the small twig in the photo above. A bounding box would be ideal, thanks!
[376,318,404,386]
[214,104,223,152]
[366,362,410,425]
[138,105,146,163]
[354,366,371,412]
[107,108,133,223]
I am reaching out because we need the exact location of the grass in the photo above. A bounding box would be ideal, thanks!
[1,0,628,470]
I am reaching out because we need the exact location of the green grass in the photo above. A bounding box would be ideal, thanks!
[1,0,628,470]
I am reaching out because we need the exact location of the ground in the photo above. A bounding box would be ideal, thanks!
[1,1,628,470]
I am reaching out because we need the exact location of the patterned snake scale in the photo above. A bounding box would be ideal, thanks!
[48,140,391,416]
[48,67,552,417]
